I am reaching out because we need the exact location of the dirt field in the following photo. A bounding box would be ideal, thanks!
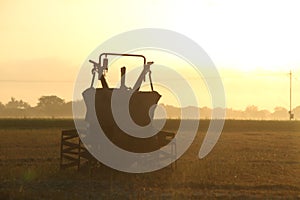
[0,119,299,199]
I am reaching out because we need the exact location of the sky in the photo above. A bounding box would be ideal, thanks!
[1,0,300,111]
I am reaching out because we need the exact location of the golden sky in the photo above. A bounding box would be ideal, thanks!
[1,0,300,110]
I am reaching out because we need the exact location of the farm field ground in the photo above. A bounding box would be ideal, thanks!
[0,119,299,199]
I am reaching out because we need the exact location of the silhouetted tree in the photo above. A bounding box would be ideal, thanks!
[37,96,65,108]
[2,97,31,117]
[37,95,66,117]
[5,97,30,109]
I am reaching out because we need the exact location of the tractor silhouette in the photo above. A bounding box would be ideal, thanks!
[83,53,175,153]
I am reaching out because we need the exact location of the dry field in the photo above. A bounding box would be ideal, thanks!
[0,119,300,199]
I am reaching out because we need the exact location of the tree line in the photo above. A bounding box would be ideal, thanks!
[0,96,298,120]
[0,96,72,118]
[159,104,300,120]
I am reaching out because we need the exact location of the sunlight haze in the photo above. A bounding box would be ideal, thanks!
[1,0,300,111]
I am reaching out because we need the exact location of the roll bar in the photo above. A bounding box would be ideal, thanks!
[88,53,153,91]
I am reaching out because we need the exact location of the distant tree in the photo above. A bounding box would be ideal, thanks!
[60,101,73,117]
[293,106,300,120]
[162,104,180,119]
[200,106,212,119]
[72,99,86,117]
[37,95,66,117]
[245,105,259,119]
[0,102,4,110]
[2,97,31,117]
[37,96,65,108]
[5,97,31,109]
[212,107,226,119]
[257,109,271,120]
[245,105,258,113]
[5,97,18,109]
[271,107,288,120]
[226,108,244,119]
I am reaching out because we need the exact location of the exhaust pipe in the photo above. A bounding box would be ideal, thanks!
[120,67,126,88]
